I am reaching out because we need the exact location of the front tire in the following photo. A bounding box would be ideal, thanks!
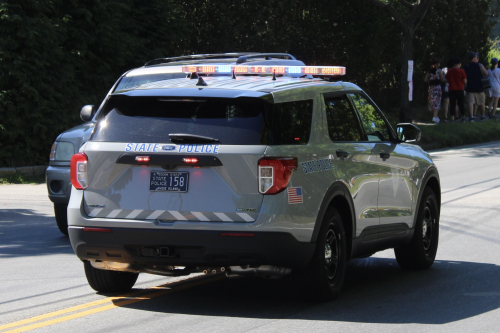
[84,261,139,293]
[54,203,68,236]
[395,187,439,269]
[295,207,347,301]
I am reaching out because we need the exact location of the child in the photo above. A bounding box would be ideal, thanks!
[446,57,468,122]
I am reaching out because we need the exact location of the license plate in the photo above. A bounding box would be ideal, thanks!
[150,171,189,192]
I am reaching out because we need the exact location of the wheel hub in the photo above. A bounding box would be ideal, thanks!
[325,243,332,260]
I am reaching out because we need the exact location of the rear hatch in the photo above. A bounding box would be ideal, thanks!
[82,93,312,223]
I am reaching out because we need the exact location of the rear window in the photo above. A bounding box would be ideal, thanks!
[92,96,313,145]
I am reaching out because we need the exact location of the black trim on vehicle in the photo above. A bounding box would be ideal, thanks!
[350,223,412,259]
[311,181,355,244]
[412,166,441,229]
[69,227,316,270]
[116,154,223,167]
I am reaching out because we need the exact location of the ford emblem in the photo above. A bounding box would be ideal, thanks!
[162,145,176,151]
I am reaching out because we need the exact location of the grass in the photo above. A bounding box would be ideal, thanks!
[0,174,46,185]
[418,118,500,150]
[384,105,500,150]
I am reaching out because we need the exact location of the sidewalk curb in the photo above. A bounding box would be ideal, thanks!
[0,166,47,177]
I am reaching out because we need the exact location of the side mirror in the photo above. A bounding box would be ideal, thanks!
[80,105,94,122]
[396,123,421,142]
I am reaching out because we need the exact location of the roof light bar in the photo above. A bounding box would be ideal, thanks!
[181,65,346,76]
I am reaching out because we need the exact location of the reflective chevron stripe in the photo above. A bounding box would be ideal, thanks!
[192,212,210,221]
[169,211,187,221]
[214,213,232,222]
[237,213,254,222]
[84,205,256,222]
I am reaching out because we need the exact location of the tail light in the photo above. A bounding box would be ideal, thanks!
[258,158,297,194]
[49,142,57,160]
[71,153,88,190]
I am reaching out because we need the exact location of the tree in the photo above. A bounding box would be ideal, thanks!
[365,0,434,122]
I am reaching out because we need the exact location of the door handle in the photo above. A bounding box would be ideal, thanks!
[336,149,349,158]
[380,152,390,161]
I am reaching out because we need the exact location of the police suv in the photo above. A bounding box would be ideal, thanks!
[47,52,305,235]
[68,63,441,300]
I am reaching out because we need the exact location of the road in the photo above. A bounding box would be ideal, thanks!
[2,142,500,332]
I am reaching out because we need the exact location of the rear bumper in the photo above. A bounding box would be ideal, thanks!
[46,165,71,204]
[69,227,315,270]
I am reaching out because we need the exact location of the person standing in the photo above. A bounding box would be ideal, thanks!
[446,57,467,122]
[463,52,489,121]
[424,58,445,123]
[488,58,500,118]
[441,64,451,121]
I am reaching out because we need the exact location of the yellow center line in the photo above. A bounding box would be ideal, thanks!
[1,274,225,333]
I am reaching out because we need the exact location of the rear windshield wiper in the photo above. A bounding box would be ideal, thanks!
[169,133,220,143]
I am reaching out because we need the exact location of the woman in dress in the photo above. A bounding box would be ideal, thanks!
[424,58,445,123]
[488,58,500,119]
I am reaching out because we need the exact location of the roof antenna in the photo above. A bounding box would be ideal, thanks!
[272,69,276,81]
[196,76,207,86]
[190,72,199,80]
[232,69,236,79]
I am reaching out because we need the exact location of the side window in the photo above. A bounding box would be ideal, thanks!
[348,93,391,142]
[268,100,313,145]
[324,95,363,141]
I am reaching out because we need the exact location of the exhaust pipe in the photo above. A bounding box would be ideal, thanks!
[229,265,291,277]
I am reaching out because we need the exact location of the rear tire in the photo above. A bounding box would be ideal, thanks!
[395,187,439,269]
[54,203,68,236]
[84,261,139,293]
[294,207,347,301]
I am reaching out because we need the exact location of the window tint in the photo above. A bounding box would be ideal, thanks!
[325,95,362,141]
[92,96,313,145]
[268,100,313,145]
[348,93,391,142]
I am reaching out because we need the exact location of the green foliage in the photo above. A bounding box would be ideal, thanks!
[418,118,500,150]
[487,38,500,65]
[0,0,187,167]
[0,173,45,185]
[414,0,499,103]
[0,0,497,167]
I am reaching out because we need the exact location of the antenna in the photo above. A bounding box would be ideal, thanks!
[196,76,207,86]
[272,69,276,81]
[232,69,236,79]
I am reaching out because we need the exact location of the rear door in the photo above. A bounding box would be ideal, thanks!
[82,95,270,223]
[347,93,414,226]
[323,94,380,236]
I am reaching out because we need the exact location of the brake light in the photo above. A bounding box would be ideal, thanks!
[183,158,198,163]
[49,142,57,161]
[70,153,88,190]
[258,158,297,194]
[135,156,150,163]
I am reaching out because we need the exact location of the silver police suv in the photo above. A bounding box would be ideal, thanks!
[68,63,440,300]
[47,53,305,235]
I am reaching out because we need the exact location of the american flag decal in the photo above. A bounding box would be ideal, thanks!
[287,187,303,204]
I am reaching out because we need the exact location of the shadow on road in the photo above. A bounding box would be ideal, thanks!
[431,146,500,161]
[118,257,500,325]
[0,209,73,257]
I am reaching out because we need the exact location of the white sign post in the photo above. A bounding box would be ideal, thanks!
[408,60,414,101]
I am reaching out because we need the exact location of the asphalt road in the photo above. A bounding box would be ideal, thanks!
[2,142,500,332]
